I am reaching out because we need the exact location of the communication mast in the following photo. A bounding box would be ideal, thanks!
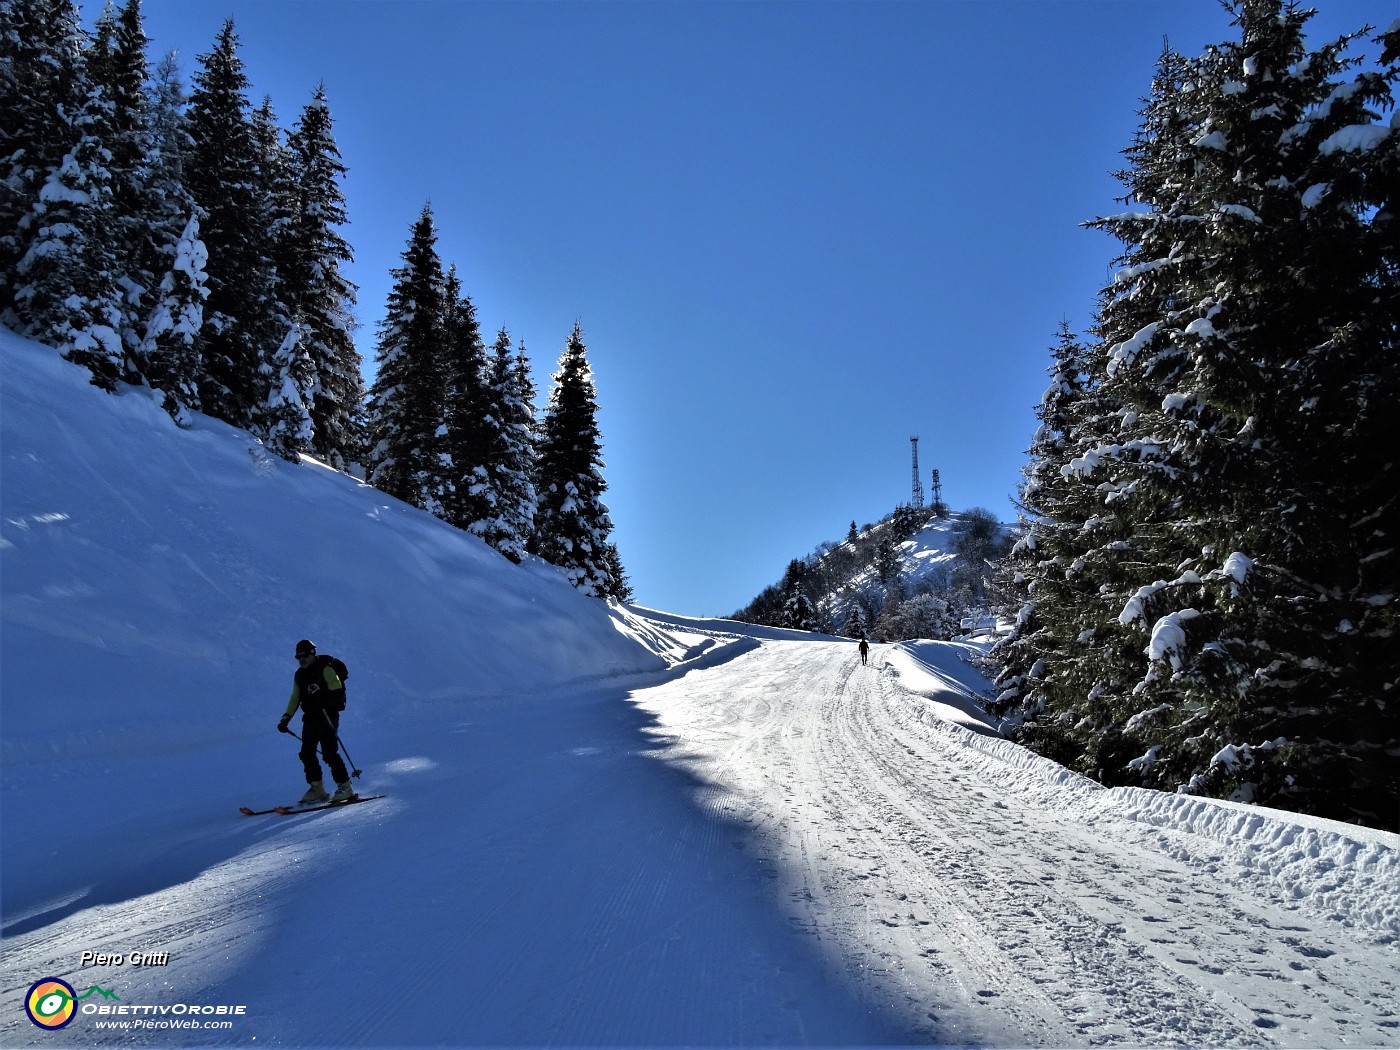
[930,468,946,517]
[910,436,924,507]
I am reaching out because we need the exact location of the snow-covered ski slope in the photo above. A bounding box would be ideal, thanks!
[2,329,1397,1048]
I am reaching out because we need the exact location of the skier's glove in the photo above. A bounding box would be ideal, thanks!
[277,714,292,734]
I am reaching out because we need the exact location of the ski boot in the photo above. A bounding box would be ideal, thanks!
[330,781,355,803]
[298,781,329,805]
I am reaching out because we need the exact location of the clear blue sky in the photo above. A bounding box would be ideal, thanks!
[134,0,1392,616]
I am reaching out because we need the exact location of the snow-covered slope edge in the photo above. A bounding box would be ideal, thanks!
[0,328,676,765]
[888,683,1400,942]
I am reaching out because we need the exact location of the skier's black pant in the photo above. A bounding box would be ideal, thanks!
[299,709,349,785]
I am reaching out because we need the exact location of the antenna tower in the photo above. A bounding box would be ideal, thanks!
[930,468,945,516]
[910,436,924,507]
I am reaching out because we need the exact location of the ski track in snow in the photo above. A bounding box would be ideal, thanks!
[631,636,1400,1049]
[2,624,1397,1048]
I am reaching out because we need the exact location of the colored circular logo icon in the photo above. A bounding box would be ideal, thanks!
[26,978,77,1030]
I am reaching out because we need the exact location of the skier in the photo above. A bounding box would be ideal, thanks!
[859,638,870,666]
[278,639,353,804]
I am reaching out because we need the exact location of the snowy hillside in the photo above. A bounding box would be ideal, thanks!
[0,328,672,756]
[736,505,1011,638]
[837,510,1009,618]
[3,331,1399,1048]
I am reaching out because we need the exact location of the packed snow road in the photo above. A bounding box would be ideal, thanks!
[2,626,1395,1048]
[630,631,1400,1048]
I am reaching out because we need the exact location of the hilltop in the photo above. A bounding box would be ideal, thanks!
[732,504,1013,639]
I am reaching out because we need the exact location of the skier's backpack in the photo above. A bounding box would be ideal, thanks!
[319,654,349,709]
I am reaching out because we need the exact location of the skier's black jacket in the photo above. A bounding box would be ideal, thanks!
[284,656,345,717]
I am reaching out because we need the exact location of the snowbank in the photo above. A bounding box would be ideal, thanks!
[885,639,1001,735]
[893,684,1400,943]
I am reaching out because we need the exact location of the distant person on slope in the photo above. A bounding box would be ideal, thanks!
[859,638,870,666]
[278,639,353,804]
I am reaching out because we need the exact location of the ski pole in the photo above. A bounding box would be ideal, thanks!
[322,710,363,779]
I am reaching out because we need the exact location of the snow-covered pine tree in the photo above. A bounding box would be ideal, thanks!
[85,0,160,358]
[493,334,540,562]
[12,83,128,388]
[130,48,202,379]
[86,0,119,86]
[145,47,195,200]
[1278,14,1400,824]
[782,585,820,633]
[139,212,207,424]
[469,328,538,562]
[248,95,302,448]
[843,603,867,640]
[185,20,282,429]
[366,205,448,510]
[261,322,314,459]
[1,0,89,325]
[283,85,361,469]
[531,322,622,598]
[991,323,1117,754]
[1017,1,1398,825]
[602,542,633,604]
[435,267,493,531]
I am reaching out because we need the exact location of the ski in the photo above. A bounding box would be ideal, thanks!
[240,794,384,817]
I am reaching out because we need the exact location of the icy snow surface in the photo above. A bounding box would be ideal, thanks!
[2,329,1397,1048]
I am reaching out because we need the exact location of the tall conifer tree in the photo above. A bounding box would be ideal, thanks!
[186,20,281,428]
[12,84,127,387]
[471,328,538,562]
[283,85,361,468]
[997,2,1399,825]
[86,0,160,353]
[531,323,622,598]
[1,0,90,323]
[436,267,492,529]
[140,213,207,424]
[992,323,1107,747]
[366,206,447,510]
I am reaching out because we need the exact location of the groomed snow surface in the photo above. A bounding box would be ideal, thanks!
[2,328,1397,1048]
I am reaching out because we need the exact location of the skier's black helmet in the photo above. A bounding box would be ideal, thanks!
[295,639,317,658]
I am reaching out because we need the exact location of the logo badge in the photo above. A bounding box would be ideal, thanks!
[25,979,77,1030]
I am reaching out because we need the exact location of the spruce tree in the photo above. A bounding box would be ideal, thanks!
[129,48,201,382]
[603,542,634,604]
[283,85,361,468]
[991,323,1111,752]
[531,322,622,597]
[85,0,159,355]
[471,328,538,562]
[366,206,447,510]
[12,84,127,387]
[262,322,315,459]
[436,268,492,529]
[843,603,868,640]
[186,20,281,429]
[139,212,207,423]
[494,335,540,561]
[1,0,89,324]
[1001,2,1399,825]
[783,586,820,633]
